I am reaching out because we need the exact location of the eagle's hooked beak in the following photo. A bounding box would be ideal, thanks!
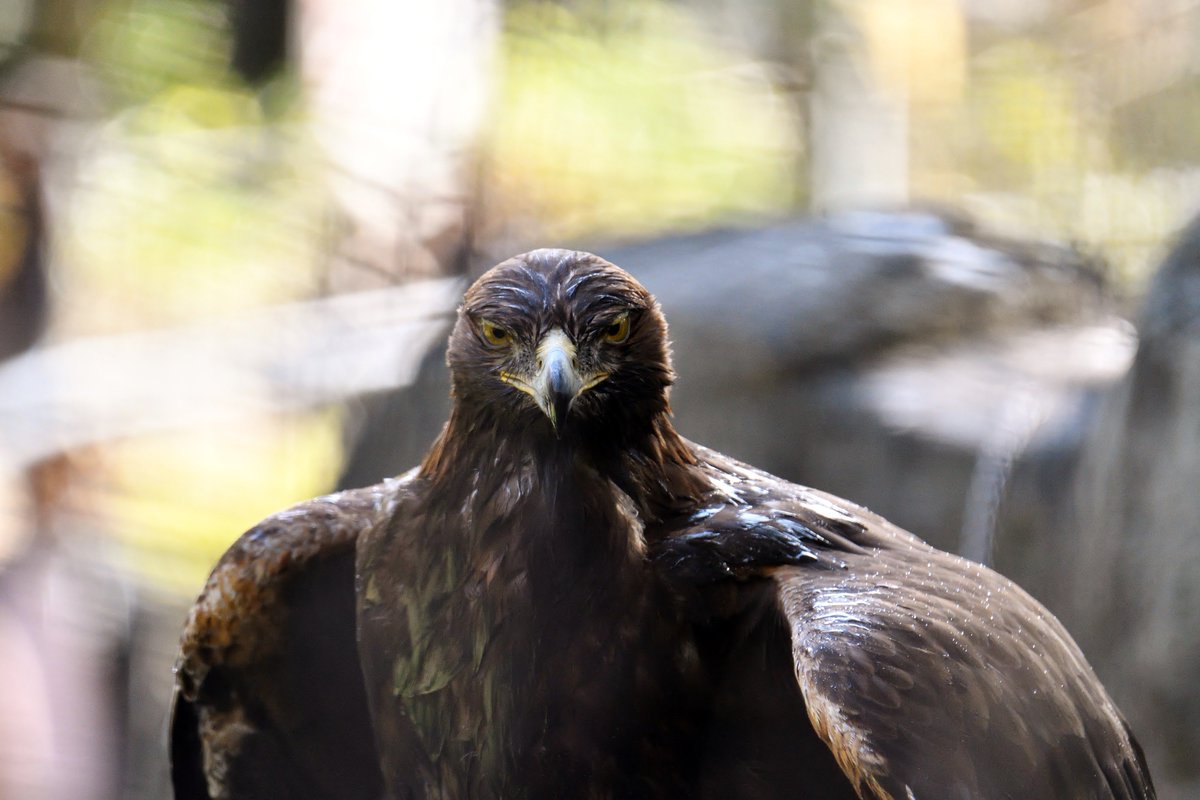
[501,328,609,434]
[493,328,607,435]
[534,329,583,434]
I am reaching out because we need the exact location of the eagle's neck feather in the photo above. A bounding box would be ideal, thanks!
[401,402,704,796]
[420,403,705,526]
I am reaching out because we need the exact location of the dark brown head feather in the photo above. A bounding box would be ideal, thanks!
[423,249,693,504]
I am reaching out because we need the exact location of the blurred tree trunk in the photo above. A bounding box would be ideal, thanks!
[808,0,909,211]
[298,0,498,288]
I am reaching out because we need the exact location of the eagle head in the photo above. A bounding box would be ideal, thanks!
[446,249,674,439]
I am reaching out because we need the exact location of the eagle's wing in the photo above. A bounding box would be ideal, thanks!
[657,447,1155,800]
[171,476,411,800]
[773,531,1154,800]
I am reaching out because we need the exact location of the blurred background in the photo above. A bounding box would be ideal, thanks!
[2,0,1199,797]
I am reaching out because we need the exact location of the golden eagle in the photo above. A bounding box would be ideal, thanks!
[171,249,1154,799]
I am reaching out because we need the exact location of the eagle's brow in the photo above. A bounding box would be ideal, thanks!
[563,270,595,300]
[492,282,539,303]
[480,277,545,316]
[574,290,637,321]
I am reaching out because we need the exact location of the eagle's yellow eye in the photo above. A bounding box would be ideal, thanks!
[480,320,512,347]
[603,313,631,344]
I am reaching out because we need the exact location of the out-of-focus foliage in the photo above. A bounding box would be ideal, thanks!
[970,42,1088,185]
[0,8,30,62]
[933,12,1199,286]
[64,0,322,334]
[96,411,343,592]
[487,0,801,239]
[33,0,340,593]
[87,0,232,104]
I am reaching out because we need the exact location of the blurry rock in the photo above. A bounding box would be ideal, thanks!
[788,322,1131,559]
[338,331,452,491]
[1068,214,1200,800]
[609,211,1105,388]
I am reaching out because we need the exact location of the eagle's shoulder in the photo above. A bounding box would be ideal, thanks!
[652,442,932,585]
[176,472,414,701]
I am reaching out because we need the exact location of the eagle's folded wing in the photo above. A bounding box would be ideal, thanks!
[772,527,1155,800]
[171,477,409,800]
[654,449,1154,800]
